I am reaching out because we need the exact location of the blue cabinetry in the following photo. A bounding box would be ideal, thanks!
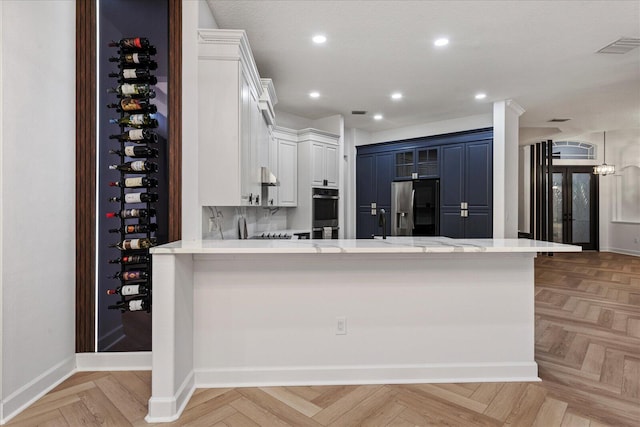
[356,128,492,239]
[440,140,492,238]
[356,152,393,238]
[394,147,439,179]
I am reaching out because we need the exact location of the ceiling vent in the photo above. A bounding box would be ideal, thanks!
[548,118,571,123]
[351,110,367,115]
[597,37,640,54]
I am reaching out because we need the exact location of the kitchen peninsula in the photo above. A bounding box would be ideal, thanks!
[146,237,580,422]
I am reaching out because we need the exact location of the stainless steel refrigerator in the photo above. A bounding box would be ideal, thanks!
[391,179,440,236]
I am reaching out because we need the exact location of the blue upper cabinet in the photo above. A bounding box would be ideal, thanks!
[394,147,439,179]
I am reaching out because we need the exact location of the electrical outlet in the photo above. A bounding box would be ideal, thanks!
[336,316,347,335]
[634,237,639,244]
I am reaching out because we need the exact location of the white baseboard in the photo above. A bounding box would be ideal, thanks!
[1,355,76,425]
[75,351,152,371]
[602,247,640,257]
[145,370,196,423]
[194,362,540,388]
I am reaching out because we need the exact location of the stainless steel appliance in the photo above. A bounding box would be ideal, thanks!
[312,187,339,239]
[391,179,440,236]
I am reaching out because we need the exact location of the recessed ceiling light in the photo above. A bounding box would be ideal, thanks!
[373,114,383,120]
[309,91,320,98]
[434,37,449,47]
[391,92,403,100]
[475,93,487,100]
[312,35,327,44]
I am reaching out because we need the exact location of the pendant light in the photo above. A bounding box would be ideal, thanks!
[593,131,615,176]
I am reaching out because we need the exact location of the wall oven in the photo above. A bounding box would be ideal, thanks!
[312,187,339,238]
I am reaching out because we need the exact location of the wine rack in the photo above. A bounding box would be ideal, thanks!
[105,37,159,313]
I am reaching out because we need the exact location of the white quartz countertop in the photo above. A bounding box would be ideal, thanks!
[150,237,582,255]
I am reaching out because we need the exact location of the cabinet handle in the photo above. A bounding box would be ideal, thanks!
[460,210,468,218]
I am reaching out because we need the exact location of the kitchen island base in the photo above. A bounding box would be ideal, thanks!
[145,237,580,423]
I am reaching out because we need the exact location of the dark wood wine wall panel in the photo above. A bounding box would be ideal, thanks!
[76,0,97,352]
[168,0,182,242]
[75,0,182,352]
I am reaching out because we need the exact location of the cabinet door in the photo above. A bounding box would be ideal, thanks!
[465,141,492,210]
[394,150,415,179]
[465,210,492,238]
[440,144,464,210]
[267,131,278,206]
[375,153,394,235]
[325,144,339,187]
[278,139,298,206]
[248,90,262,204]
[239,75,252,204]
[356,154,376,238]
[417,147,439,178]
[440,209,465,238]
[311,142,325,186]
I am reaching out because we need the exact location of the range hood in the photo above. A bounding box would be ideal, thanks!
[261,166,279,186]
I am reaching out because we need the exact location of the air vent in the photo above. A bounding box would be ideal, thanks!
[548,118,571,123]
[351,110,367,115]
[597,37,640,54]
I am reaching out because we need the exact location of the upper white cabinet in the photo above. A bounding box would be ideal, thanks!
[197,29,265,206]
[311,142,339,188]
[269,127,298,207]
[298,129,340,189]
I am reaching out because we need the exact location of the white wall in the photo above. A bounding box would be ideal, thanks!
[0,1,76,422]
[275,110,312,130]
[600,129,640,256]
[369,114,492,144]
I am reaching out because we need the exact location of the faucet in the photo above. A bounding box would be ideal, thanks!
[378,209,387,239]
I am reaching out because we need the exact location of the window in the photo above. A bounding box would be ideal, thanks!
[552,141,595,160]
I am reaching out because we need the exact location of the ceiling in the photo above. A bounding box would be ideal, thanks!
[206,0,640,143]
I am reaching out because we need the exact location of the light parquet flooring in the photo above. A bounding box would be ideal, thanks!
[6,252,640,426]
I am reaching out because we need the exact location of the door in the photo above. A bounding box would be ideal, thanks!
[551,166,598,250]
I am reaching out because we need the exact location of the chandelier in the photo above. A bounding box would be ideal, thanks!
[593,131,615,176]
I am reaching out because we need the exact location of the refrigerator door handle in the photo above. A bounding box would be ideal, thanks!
[410,189,415,231]
[436,180,440,235]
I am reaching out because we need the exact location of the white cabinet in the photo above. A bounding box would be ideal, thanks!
[311,142,338,188]
[277,138,298,206]
[197,29,267,206]
[287,128,340,231]
[268,127,298,207]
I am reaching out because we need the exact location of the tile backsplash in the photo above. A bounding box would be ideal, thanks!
[202,206,288,240]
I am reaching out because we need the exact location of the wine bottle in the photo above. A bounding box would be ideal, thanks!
[109,129,158,143]
[108,192,159,203]
[109,177,158,188]
[109,146,158,158]
[109,114,158,128]
[107,97,157,114]
[108,254,150,264]
[107,83,154,97]
[108,68,157,84]
[109,270,149,281]
[106,208,156,219]
[110,238,157,250]
[108,297,150,312]
[109,223,158,234]
[109,53,157,68]
[109,37,152,50]
[109,160,158,173]
[107,283,150,296]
